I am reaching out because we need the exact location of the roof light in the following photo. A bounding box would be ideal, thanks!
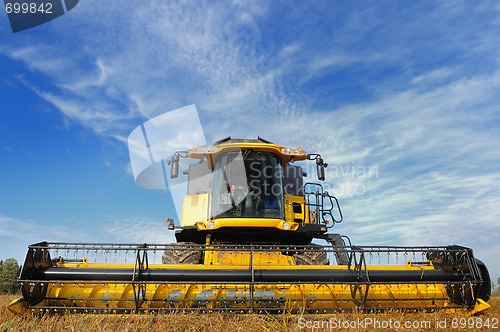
[190,145,219,154]
[281,147,307,156]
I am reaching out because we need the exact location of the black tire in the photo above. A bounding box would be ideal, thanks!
[162,243,202,264]
[476,259,491,303]
[293,245,329,265]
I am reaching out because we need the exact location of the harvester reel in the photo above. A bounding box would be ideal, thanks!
[8,242,492,315]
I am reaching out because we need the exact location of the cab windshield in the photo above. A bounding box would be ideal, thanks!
[211,151,284,219]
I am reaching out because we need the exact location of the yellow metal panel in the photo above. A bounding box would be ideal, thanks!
[180,193,208,227]
[196,218,298,231]
[469,299,491,315]
[284,195,308,225]
[188,142,308,163]
[13,281,457,314]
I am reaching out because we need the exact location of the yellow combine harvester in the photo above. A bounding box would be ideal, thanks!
[9,137,491,315]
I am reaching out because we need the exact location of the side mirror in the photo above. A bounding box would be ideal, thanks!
[316,158,326,181]
[307,154,328,181]
[169,154,180,179]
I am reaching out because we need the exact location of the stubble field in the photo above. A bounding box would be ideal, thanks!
[1,295,499,331]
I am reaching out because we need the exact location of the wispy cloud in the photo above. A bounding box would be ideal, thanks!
[240,66,500,280]
[105,215,176,244]
[0,214,85,263]
[0,215,32,237]
[1,1,279,137]
[0,214,91,244]
[411,68,456,84]
[0,213,175,263]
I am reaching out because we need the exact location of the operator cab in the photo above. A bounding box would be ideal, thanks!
[170,137,339,244]
[211,150,284,219]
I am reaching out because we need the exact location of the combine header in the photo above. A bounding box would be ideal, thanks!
[8,137,491,315]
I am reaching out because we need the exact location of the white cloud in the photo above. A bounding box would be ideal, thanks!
[0,213,175,265]
[7,45,70,75]
[105,215,175,245]
[411,68,456,84]
[0,215,31,237]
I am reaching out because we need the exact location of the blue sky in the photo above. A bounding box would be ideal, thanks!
[1,1,499,280]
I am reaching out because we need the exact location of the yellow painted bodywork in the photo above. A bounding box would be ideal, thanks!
[188,142,308,164]
[195,218,299,231]
[179,140,314,230]
[11,282,450,314]
[182,195,308,230]
[180,185,309,232]
[180,193,208,227]
[284,195,310,225]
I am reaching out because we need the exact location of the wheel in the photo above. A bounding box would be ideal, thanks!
[293,244,329,265]
[476,259,491,303]
[162,243,202,264]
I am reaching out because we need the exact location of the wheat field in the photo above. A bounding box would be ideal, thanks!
[1,295,498,331]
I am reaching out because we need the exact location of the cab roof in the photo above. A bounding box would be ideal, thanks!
[188,137,308,162]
